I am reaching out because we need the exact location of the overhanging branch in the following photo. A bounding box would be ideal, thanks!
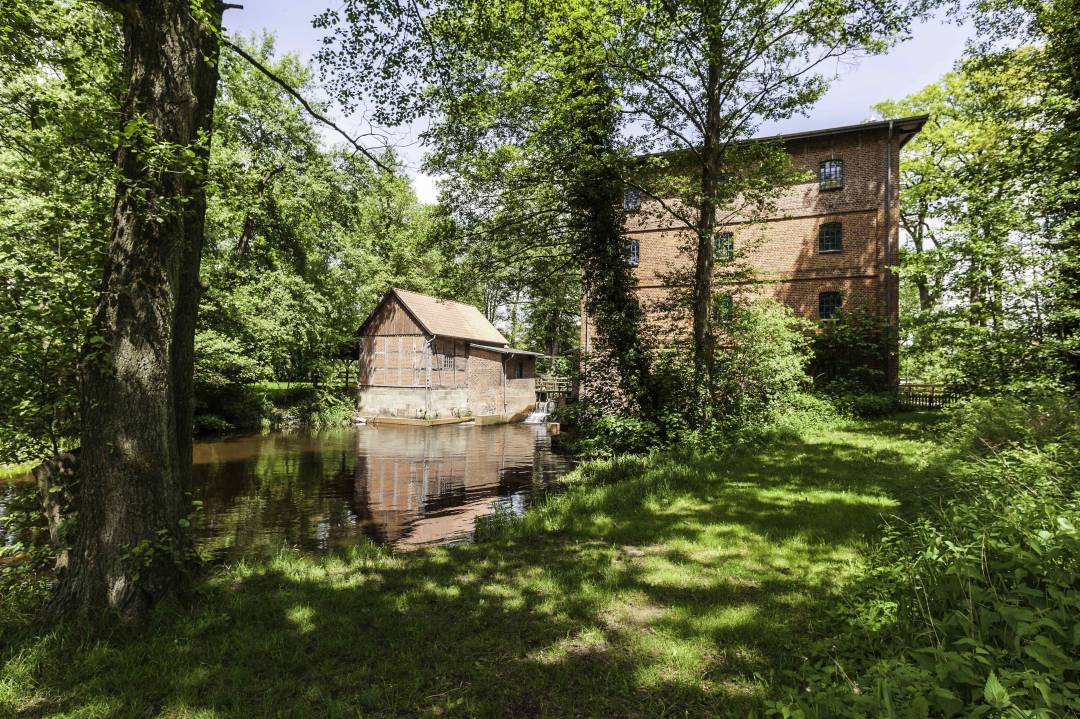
[221,37,391,173]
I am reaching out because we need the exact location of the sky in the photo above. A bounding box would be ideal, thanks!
[226,3,972,204]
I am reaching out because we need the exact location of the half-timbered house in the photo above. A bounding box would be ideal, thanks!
[356,289,539,422]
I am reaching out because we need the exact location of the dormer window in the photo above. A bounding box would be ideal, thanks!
[819,159,843,190]
[627,238,640,266]
[622,187,641,211]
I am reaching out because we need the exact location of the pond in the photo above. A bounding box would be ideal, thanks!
[192,422,569,558]
[1,423,571,561]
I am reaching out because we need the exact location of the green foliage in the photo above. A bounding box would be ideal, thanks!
[879,48,1067,391]
[0,1,118,462]
[200,35,446,392]
[557,403,662,458]
[566,300,816,453]
[193,329,268,391]
[666,299,814,445]
[0,28,445,460]
[771,393,1080,717]
[829,391,900,419]
[946,391,1079,454]
[810,307,893,392]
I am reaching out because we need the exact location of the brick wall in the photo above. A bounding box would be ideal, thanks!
[582,125,903,381]
[467,348,504,416]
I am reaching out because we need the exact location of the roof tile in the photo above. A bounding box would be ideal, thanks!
[392,288,509,345]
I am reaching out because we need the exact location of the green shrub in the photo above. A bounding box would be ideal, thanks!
[947,392,1080,455]
[305,390,354,431]
[712,299,813,432]
[556,402,662,458]
[826,390,900,419]
[770,394,1080,717]
[809,307,893,393]
[193,414,235,435]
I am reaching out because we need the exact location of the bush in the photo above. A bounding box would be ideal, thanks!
[769,393,1080,717]
[810,307,893,392]
[556,402,661,458]
[947,392,1079,455]
[712,299,813,432]
[826,390,900,419]
[193,414,235,435]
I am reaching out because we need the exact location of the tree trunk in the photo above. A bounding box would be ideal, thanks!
[909,204,933,311]
[49,0,223,620]
[691,43,722,425]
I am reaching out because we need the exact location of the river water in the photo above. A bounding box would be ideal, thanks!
[1,423,571,560]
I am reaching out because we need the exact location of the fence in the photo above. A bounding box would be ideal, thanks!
[536,374,572,395]
[897,384,958,410]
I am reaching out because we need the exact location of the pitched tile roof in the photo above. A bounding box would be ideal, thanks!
[392,288,509,345]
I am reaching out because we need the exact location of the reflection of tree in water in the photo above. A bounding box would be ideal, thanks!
[191,425,569,559]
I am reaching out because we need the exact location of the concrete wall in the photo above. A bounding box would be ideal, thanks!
[357,386,469,419]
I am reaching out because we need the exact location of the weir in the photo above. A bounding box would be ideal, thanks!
[524,400,557,424]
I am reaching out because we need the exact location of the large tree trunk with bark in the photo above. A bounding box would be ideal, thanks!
[49,0,222,620]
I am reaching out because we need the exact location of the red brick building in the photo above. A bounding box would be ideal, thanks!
[581,115,927,384]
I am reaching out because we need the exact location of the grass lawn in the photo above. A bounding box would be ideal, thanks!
[0,414,950,718]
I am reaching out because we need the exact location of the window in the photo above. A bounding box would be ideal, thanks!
[622,187,641,211]
[516,361,524,379]
[818,222,843,252]
[714,231,734,262]
[712,293,734,322]
[819,291,842,321]
[440,354,454,370]
[819,159,843,190]
[627,238,640,266]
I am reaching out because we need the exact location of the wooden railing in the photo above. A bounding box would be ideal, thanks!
[898,384,958,410]
[536,374,572,394]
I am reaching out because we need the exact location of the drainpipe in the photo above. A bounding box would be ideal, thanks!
[425,335,435,417]
[884,120,896,385]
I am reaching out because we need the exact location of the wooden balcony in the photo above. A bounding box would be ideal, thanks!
[536,374,572,395]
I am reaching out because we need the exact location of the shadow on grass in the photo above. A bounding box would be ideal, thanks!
[1,419,955,718]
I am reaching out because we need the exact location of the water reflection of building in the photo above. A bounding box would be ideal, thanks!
[351,424,557,549]
[189,424,567,558]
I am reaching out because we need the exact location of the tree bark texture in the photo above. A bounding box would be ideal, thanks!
[50,0,222,620]
[691,43,722,425]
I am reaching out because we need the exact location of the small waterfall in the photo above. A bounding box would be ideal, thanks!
[524,400,556,424]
